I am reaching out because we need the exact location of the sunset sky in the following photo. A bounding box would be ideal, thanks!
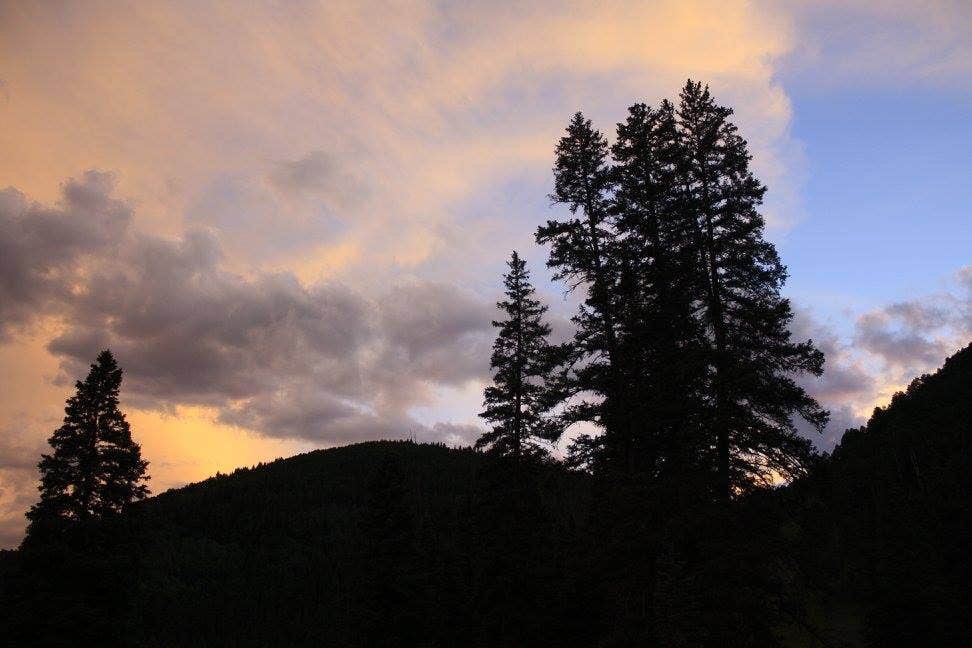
[1,0,970,547]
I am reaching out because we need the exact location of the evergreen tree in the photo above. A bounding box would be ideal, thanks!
[610,100,709,481]
[538,91,827,494]
[539,108,707,479]
[675,80,828,499]
[478,252,557,461]
[26,349,149,537]
[535,113,623,469]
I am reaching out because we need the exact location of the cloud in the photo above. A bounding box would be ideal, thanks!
[793,403,863,453]
[0,176,493,446]
[790,266,972,452]
[0,428,46,472]
[789,308,872,450]
[854,271,971,375]
[0,171,131,339]
[267,150,366,209]
[0,0,805,282]
[375,281,494,395]
[0,171,497,546]
[0,472,35,548]
[0,426,49,548]
[955,266,972,326]
[8,0,961,546]
[782,1,972,87]
[855,311,952,372]
[791,307,875,405]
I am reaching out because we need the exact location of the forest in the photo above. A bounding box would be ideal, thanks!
[1,81,970,646]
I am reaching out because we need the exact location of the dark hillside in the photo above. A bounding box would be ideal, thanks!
[128,441,595,647]
[781,342,972,644]
[3,344,971,647]
[5,442,604,647]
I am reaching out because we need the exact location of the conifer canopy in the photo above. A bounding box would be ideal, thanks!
[26,350,149,538]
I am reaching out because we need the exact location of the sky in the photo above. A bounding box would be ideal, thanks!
[1,0,970,548]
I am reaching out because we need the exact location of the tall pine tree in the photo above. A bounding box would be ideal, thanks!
[536,113,624,470]
[675,80,828,499]
[610,100,709,481]
[478,252,558,461]
[537,86,828,495]
[26,349,149,537]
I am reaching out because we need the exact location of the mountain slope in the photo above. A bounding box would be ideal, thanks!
[789,342,972,644]
[130,441,594,647]
[3,344,971,647]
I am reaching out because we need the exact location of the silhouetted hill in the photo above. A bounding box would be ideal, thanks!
[130,441,599,646]
[3,345,971,646]
[6,442,605,646]
[779,342,972,644]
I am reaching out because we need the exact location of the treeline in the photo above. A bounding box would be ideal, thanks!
[478,81,827,501]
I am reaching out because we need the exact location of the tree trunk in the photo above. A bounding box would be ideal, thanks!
[685,164,731,503]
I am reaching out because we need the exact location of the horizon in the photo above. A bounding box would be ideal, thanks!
[2,0,971,548]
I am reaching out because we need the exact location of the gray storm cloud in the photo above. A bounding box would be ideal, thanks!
[0,171,131,340]
[1,173,493,448]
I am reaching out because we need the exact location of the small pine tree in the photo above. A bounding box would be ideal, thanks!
[478,252,557,461]
[26,349,149,537]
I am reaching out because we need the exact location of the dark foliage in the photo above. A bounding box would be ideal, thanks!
[3,344,970,645]
[24,349,149,543]
[477,251,558,461]
[674,80,827,499]
[784,342,972,644]
[608,99,709,483]
[537,112,625,471]
[537,84,827,498]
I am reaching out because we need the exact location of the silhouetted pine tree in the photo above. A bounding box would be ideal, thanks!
[25,349,149,538]
[609,100,709,481]
[478,252,558,461]
[536,113,623,469]
[675,80,828,499]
